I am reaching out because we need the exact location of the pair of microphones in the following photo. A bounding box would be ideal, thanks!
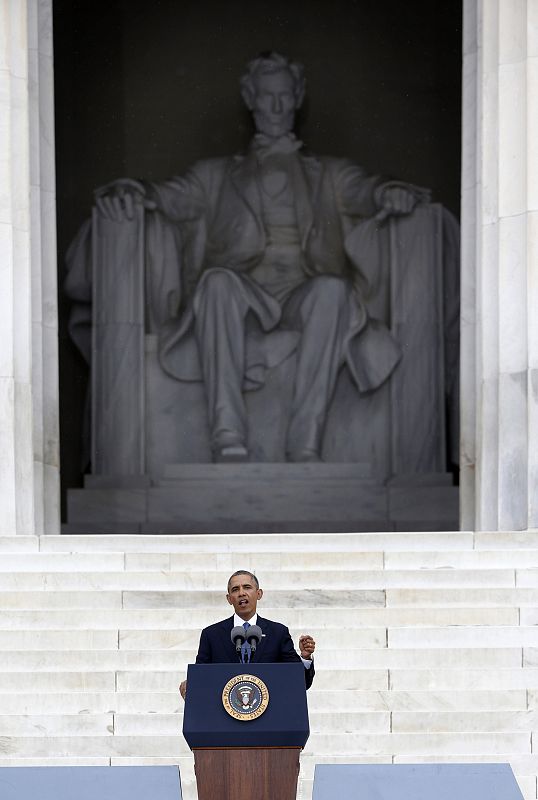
[231,625,262,662]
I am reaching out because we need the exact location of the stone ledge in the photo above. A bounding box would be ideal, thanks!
[44,532,473,551]
[65,469,458,532]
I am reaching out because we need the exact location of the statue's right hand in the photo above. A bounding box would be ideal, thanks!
[94,178,156,221]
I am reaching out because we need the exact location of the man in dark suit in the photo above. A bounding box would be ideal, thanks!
[180,570,315,698]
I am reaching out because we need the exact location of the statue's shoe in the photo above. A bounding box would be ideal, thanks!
[287,448,323,463]
[214,444,249,463]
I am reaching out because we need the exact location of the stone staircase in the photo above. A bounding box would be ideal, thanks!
[0,532,537,799]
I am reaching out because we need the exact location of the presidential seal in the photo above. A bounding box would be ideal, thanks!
[222,674,270,721]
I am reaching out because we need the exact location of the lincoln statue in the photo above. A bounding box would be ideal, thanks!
[72,52,435,465]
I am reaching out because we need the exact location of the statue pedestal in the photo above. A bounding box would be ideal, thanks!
[64,465,458,533]
[64,203,460,532]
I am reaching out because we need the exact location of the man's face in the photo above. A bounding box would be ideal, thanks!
[226,573,263,620]
[251,69,297,138]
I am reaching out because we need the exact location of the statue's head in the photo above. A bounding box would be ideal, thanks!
[240,52,305,138]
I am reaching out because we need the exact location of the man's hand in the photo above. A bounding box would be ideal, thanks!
[94,178,156,222]
[179,680,187,700]
[299,634,315,659]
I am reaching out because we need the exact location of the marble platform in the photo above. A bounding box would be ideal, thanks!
[65,465,458,533]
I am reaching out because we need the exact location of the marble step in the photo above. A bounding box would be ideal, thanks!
[4,710,537,738]
[0,731,530,758]
[3,532,538,555]
[0,672,117,692]
[0,688,529,715]
[0,602,519,629]
[0,653,517,674]
[117,669,389,692]
[45,531,538,550]
[1,578,536,609]
[0,630,119,649]
[0,610,528,635]
[25,549,538,570]
[36,533,477,552]
[0,570,523,592]
[0,715,115,736]
[0,554,127,572]
[391,710,538,732]
[7,553,516,577]
[0,537,39,552]
[388,626,538,648]
[119,570,517,590]
[0,711,414,737]
[390,668,538,690]
[112,668,538,693]
[385,550,538,568]
[0,669,404,693]
[0,692,183,715]
[303,731,533,756]
[0,646,524,672]
[385,588,538,606]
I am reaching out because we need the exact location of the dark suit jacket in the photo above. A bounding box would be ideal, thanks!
[195,614,315,689]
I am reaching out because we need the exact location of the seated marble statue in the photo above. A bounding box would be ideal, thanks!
[81,52,432,464]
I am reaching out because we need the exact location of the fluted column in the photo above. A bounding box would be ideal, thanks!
[0,0,59,534]
[461,0,538,531]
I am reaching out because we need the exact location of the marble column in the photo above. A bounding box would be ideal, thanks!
[0,0,59,534]
[461,0,538,531]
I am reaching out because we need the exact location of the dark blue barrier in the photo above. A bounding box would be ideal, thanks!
[0,765,182,800]
[313,763,524,800]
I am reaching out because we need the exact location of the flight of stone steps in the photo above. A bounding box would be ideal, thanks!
[0,532,537,799]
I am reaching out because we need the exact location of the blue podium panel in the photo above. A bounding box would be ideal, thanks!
[0,765,182,800]
[183,662,309,749]
[312,763,524,800]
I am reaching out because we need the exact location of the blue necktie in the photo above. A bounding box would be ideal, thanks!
[241,622,252,664]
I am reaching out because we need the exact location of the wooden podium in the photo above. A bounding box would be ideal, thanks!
[183,663,309,800]
[193,747,300,800]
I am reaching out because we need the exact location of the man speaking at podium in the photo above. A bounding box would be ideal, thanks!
[180,570,315,698]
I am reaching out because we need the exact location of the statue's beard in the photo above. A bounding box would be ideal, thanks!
[252,111,295,139]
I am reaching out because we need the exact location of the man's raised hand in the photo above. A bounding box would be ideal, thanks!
[299,634,316,659]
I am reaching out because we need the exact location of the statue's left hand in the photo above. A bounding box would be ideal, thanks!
[375,181,431,222]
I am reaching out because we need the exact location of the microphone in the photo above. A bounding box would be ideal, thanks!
[246,625,262,653]
[231,626,246,653]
